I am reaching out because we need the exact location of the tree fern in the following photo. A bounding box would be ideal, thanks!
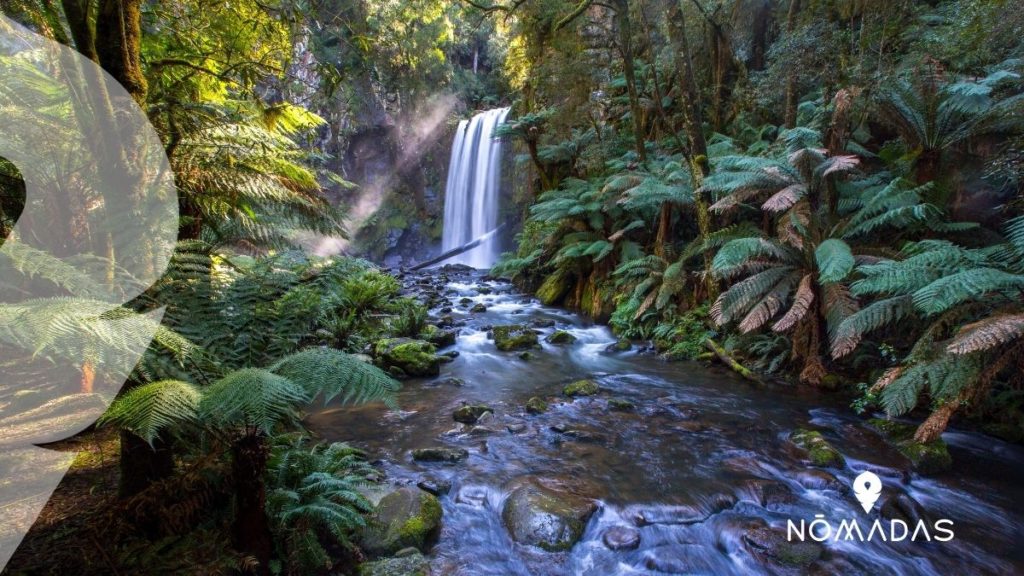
[268,348,399,409]
[99,380,202,445]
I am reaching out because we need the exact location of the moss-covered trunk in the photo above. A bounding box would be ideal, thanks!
[95,0,147,105]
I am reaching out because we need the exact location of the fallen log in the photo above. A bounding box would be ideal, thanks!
[703,338,763,385]
[409,225,506,271]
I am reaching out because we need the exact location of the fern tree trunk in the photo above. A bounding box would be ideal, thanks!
[232,433,273,575]
[783,0,802,128]
[667,0,716,300]
[95,0,147,105]
[613,0,647,163]
[119,431,175,498]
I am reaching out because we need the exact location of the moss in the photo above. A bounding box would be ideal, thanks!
[396,493,442,547]
[545,330,577,344]
[526,396,548,414]
[608,398,635,411]
[536,269,572,305]
[563,379,599,397]
[492,325,539,351]
[420,324,456,348]
[868,418,952,474]
[789,429,846,468]
[899,440,952,474]
[453,405,493,424]
[373,338,440,377]
[362,488,443,556]
[610,338,632,352]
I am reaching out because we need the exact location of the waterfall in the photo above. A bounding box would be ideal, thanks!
[441,107,510,268]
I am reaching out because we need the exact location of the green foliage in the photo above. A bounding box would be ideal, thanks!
[266,437,376,575]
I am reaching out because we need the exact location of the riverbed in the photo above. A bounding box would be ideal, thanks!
[308,266,1024,575]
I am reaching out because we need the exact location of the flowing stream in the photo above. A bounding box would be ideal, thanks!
[439,108,510,269]
[309,267,1024,576]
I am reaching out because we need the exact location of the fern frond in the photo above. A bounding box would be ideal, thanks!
[815,239,855,284]
[773,274,814,332]
[199,368,309,434]
[269,348,399,409]
[947,313,1024,355]
[99,380,201,445]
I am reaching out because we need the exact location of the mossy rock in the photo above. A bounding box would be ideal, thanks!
[789,429,846,468]
[470,303,487,313]
[868,418,952,474]
[545,330,577,344]
[525,396,548,414]
[373,338,440,378]
[411,447,469,463]
[563,379,599,397]
[357,549,429,576]
[492,325,539,351]
[453,405,493,424]
[536,270,572,306]
[606,338,632,353]
[608,398,635,412]
[501,482,597,552]
[361,487,442,557]
[743,526,822,568]
[420,324,457,348]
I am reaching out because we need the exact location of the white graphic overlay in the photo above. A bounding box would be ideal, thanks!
[0,15,178,569]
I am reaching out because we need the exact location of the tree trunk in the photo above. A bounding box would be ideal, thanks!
[783,0,802,128]
[232,434,273,575]
[95,0,147,105]
[60,0,98,61]
[915,148,941,185]
[613,0,647,163]
[667,0,716,300]
[119,430,175,498]
[748,0,774,71]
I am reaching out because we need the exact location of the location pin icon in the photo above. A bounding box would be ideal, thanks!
[852,471,883,513]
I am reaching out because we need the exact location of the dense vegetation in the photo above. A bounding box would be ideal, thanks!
[0,0,1021,574]
[489,0,1024,446]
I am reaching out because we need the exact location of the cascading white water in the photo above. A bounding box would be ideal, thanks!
[441,107,510,268]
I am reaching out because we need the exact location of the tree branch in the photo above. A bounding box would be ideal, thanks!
[555,0,594,31]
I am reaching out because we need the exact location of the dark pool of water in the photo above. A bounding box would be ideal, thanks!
[308,268,1024,575]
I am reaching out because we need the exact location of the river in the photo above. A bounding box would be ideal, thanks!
[308,266,1024,575]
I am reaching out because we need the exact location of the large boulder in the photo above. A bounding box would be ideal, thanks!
[492,325,539,351]
[357,550,430,576]
[789,429,846,468]
[869,418,952,474]
[536,270,572,306]
[373,338,441,378]
[361,487,443,557]
[501,482,598,552]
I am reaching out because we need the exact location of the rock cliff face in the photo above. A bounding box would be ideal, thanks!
[344,115,453,268]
